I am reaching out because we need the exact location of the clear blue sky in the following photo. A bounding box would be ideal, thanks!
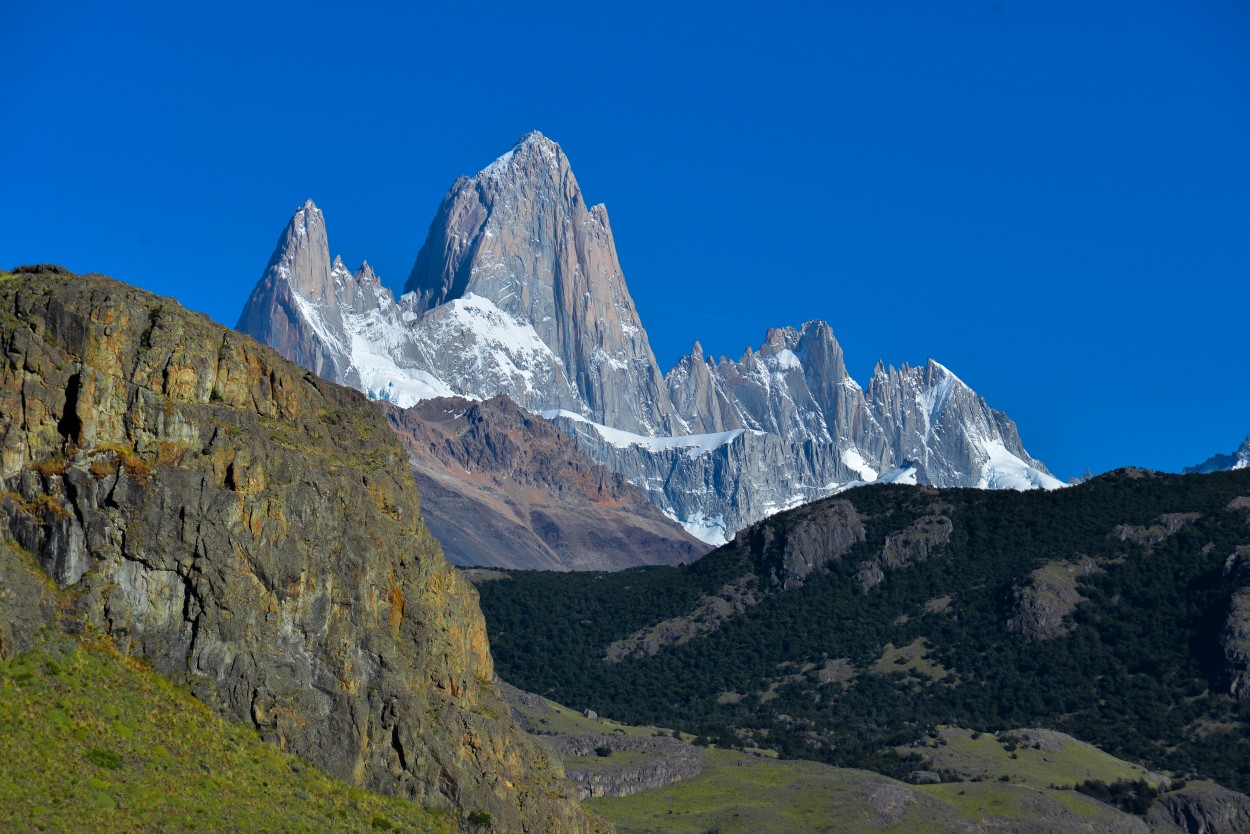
[4,1,1248,479]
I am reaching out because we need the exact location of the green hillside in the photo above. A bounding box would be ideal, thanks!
[588,746,1149,834]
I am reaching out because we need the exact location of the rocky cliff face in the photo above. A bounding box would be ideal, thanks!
[405,131,678,436]
[237,132,1061,547]
[383,395,707,570]
[0,267,601,833]
[1223,545,1250,701]
[1146,780,1250,834]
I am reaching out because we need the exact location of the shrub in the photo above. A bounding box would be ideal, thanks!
[85,749,124,770]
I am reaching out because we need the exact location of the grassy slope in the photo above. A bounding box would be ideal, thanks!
[509,691,680,741]
[0,634,458,834]
[586,747,1144,834]
[588,749,952,834]
[527,673,1155,834]
[910,727,1165,790]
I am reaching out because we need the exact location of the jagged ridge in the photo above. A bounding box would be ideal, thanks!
[236,133,1060,546]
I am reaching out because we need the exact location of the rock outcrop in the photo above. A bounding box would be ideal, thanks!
[1007,557,1103,641]
[1112,512,1203,546]
[0,268,601,832]
[1222,546,1250,700]
[604,576,759,662]
[1147,781,1250,834]
[499,683,703,800]
[856,514,954,593]
[384,395,708,570]
[729,498,868,591]
[543,734,703,800]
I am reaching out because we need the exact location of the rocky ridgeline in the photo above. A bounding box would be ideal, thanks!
[1185,436,1250,475]
[0,267,601,833]
[547,734,703,800]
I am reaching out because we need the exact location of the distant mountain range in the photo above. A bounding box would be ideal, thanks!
[1186,437,1250,475]
[237,131,1061,551]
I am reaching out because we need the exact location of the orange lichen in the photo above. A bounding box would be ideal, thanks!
[388,582,405,640]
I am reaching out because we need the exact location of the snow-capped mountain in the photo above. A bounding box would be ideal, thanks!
[406,131,681,436]
[237,132,1061,547]
[237,199,359,388]
[1184,436,1250,474]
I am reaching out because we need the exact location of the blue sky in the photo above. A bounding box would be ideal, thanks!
[4,1,1248,479]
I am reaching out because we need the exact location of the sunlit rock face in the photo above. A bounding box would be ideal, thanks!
[2,268,600,833]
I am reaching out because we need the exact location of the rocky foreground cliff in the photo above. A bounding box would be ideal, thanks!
[0,266,603,833]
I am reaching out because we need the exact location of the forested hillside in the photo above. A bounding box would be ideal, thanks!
[475,469,1250,794]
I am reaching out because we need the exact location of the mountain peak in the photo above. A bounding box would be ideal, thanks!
[480,131,565,180]
[269,201,333,299]
[403,129,675,435]
[354,260,379,285]
[512,130,563,162]
[236,200,352,385]
[926,359,964,384]
[515,129,553,149]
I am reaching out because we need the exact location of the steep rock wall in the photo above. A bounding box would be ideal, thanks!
[0,267,601,833]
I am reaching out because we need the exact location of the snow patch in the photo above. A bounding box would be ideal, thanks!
[841,449,878,482]
[541,410,746,460]
[876,465,919,486]
[666,510,728,546]
[482,149,515,177]
[769,349,802,371]
[352,332,460,407]
[976,439,1066,491]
